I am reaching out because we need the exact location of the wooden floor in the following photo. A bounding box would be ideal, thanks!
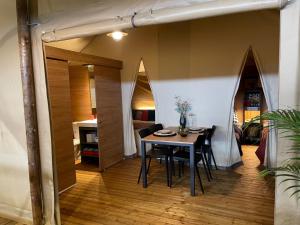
[59,145,274,225]
[0,217,22,225]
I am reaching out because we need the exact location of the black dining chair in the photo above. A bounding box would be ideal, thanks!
[202,125,218,170]
[137,125,174,187]
[173,135,211,194]
[175,154,205,194]
[152,123,177,185]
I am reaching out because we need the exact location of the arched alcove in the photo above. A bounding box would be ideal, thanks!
[233,48,268,162]
[131,60,156,156]
[131,60,155,121]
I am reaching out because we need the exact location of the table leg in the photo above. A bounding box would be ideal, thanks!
[189,144,195,196]
[208,149,212,169]
[169,154,173,188]
[141,140,147,188]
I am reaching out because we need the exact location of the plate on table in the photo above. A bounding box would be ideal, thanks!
[157,129,172,134]
[153,131,176,137]
[189,127,205,132]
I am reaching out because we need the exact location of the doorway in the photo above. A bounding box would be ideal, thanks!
[233,48,268,165]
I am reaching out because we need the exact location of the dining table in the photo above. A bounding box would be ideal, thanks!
[140,127,208,196]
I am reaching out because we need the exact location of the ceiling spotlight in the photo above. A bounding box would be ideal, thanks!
[107,31,128,41]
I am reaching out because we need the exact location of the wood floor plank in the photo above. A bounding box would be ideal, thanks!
[0,218,23,225]
[60,146,274,225]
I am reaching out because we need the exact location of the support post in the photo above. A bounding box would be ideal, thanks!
[16,0,44,224]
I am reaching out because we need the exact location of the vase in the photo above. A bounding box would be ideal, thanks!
[178,126,189,137]
[179,113,187,128]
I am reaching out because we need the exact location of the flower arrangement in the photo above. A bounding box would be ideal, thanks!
[175,96,192,116]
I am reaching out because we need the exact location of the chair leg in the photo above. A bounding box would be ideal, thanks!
[147,157,152,174]
[202,152,213,179]
[137,164,142,184]
[171,157,175,176]
[138,157,151,184]
[165,156,170,187]
[169,155,173,188]
[195,165,204,194]
[182,161,185,176]
[178,161,182,178]
[200,154,211,182]
[210,148,218,170]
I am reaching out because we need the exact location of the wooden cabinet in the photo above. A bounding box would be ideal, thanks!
[94,66,124,171]
[79,127,99,161]
[44,46,124,191]
[69,66,93,121]
[45,58,76,192]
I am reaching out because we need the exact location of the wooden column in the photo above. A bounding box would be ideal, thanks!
[16,0,44,224]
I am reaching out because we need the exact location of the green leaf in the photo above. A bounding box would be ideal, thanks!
[284,185,300,192]
[279,178,300,185]
[290,189,300,198]
[248,108,300,201]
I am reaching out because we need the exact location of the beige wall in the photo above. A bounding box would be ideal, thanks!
[80,10,279,165]
[0,1,32,223]
[46,37,94,52]
[276,1,300,224]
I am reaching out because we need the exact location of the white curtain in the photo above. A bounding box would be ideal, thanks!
[252,49,278,168]
[122,59,141,156]
[227,48,249,166]
[228,47,279,168]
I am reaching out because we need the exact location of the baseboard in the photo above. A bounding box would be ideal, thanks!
[229,161,244,169]
[59,183,76,195]
[0,203,32,224]
[123,153,137,159]
[206,161,244,170]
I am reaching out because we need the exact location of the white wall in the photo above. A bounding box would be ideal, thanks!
[276,1,300,224]
[0,0,32,223]
[81,10,279,167]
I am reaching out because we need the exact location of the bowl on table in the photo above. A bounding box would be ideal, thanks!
[178,127,189,137]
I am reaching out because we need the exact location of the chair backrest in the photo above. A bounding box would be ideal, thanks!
[148,124,156,134]
[154,123,164,132]
[195,134,206,150]
[139,127,151,138]
[206,125,216,145]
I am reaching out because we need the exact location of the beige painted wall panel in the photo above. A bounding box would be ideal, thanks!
[0,0,32,223]
[80,10,279,165]
[276,1,300,224]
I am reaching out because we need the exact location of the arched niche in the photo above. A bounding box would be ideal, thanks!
[131,60,156,123]
[233,48,268,159]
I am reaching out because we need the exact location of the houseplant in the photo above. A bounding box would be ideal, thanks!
[175,96,192,136]
[251,109,300,200]
[175,96,192,128]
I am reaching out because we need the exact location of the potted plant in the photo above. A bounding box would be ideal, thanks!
[175,96,192,136]
[252,109,300,200]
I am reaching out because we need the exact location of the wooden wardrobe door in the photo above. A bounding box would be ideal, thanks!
[94,66,124,170]
[69,66,92,121]
[45,58,76,192]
